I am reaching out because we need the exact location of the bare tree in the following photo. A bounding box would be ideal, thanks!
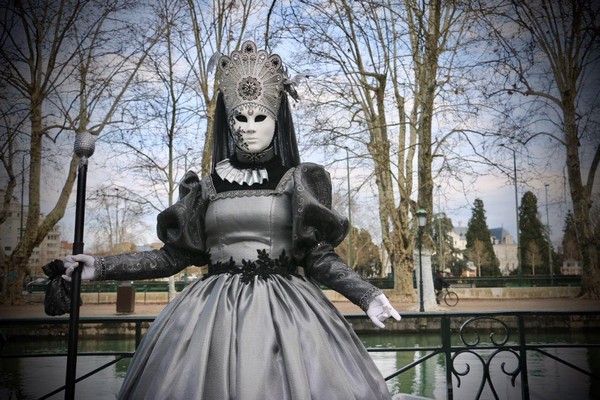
[469,239,489,277]
[525,241,542,276]
[87,186,150,255]
[0,0,163,304]
[476,0,600,297]
[277,0,476,300]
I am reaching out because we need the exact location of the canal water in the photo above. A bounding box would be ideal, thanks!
[1,331,598,399]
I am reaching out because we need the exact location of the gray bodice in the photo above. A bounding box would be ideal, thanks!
[94,163,382,311]
[205,182,294,264]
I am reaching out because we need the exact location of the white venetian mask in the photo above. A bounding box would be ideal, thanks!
[231,108,276,154]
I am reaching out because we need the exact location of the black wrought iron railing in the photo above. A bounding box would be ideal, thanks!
[443,275,582,288]
[1,310,598,399]
[24,274,582,294]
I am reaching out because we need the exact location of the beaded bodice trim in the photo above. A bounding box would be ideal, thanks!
[208,166,295,200]
[202,249,301,283]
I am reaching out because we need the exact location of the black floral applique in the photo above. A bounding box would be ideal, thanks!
[203,249,300,283]
[203,257,236,279]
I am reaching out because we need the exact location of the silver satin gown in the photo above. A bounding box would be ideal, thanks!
[96,163,391,400]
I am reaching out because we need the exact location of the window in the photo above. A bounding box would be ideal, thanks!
[4,246,11,251]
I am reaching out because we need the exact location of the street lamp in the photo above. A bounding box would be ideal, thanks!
[500,143,522,281]
[345,147,353,268]
[416,209,427,312]
[20,153,27,239]
[183,147,193,285]
[545,183,553,284]
[115,188,120,247]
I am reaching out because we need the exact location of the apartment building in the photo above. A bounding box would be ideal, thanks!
[0,195,67,277]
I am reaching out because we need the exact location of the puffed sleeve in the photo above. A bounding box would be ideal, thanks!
[93,171,210,281]
[156,171,208,253]
[292,163,382,311]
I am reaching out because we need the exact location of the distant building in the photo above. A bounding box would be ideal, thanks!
[448,227,468,250]
[561,259,582,275]
[462,261,477,277]
[0,195,68,277]
[450,226,518,276]
[490,228,518,276]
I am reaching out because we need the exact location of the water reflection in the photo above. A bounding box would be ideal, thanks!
[361,331,598,400]
[0,338,133,399]
[0,332,597,399]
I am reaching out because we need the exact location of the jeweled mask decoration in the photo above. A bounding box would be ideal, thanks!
[218,41,284,125]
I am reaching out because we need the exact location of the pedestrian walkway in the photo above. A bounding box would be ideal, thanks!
[1,297,599,318]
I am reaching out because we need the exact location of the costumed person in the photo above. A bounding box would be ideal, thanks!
[63,40,401,400]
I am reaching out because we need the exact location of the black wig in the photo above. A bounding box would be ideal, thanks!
[211,91,301,172]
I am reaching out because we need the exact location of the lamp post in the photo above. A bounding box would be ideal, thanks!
[437,185,444,273]
[183,147,192,285]
[545,183,553,284]
[500,144,521,281]
[115,188,120,248]
[416,209,427,312]
[20,153,27,239]
[345,147,353,268]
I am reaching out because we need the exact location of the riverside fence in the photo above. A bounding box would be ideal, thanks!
[1,310,599,399]
[24,274,582,294]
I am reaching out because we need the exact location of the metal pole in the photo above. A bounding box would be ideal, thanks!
[437,185,443,273]
[65,132,95,399]
[345,147,352,268]
[183,147,192,284]
[545,183,553,284]
[115,188,119,247]
[511,149,522,281]
[20,153,26,239]
[418,226,424,312]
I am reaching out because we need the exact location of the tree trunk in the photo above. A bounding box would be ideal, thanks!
[563,92,600,297]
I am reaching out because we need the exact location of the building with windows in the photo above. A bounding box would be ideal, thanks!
[449,226,518,276]
[448,226,468,251]
[561,259,582,275]
[490,227,518,276]
[0,194,68,278]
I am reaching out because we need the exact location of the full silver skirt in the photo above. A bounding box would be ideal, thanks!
[118,274,391,400]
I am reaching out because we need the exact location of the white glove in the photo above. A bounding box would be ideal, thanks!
[62,254,96,282]
[366,294,401,328]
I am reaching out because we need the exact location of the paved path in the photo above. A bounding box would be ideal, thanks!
[1,297,599,318]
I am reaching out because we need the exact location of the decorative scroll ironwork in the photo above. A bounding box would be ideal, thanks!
[459,316,510,347]
[452,348,521,400]
[452,316,520,399]
[2,311,600,400]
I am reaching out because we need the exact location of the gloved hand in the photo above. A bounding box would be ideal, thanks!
[367,294,401,328]
[62,254,96,281]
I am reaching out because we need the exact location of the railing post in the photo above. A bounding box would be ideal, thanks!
[518,315,530,400]
[442,315,453,400]
[135,322,142,349]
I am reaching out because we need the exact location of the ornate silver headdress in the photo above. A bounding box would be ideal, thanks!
[218,41,298,122]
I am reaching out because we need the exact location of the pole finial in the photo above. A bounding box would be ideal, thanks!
[74,132,96,165]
